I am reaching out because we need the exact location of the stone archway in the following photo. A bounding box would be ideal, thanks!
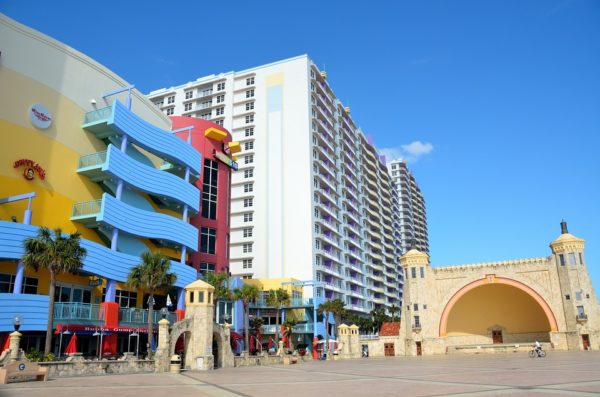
[439,276,558,343]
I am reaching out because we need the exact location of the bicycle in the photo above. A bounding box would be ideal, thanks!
[529,348,546,358]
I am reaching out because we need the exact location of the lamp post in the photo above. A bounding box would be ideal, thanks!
[93,329,104,360]
[13,315,22,331]
[132,329,140,358]
[58,327,71,359]
[161,307,168,320]
[222,312,231,324]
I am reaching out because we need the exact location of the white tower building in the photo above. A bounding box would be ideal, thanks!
[148,55,402,313]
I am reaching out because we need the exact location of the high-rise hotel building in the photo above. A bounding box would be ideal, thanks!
[389,159,429,254]
[148,55,402,313]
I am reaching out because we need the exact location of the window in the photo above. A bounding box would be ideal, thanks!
[243,228,253,237]
[217,82,225,91]
[245,128,254,137]
[244,169,253,178]
[244,183,253,193]
[216,107,224,115]
[245,141,254,150]
[167,95,175,104]
[244,198,253,207]
[243,259,253,269]
[243,213,253,222]
[243,243,253,253]
[568,253,576,266]
[411,267,416,278]
[246,102,254,111]
[154,101,163,108]
[184,103,192,111]
[200,227,216,255]
[200,112,211,119]
[246,77,255,85]
[198,291,204,303]
[201,88,213,97]
[245,115,254,124]
[242,275,253,279]
[245,155,254,165]
[0,274,38,294]
[420,267,424,278]
[166,108,174,116]
[577,305,585,316]
[576,291,582,301]
[565,294,571,300]
[105,289,137,308]
[246,89,254,98]
[559,254,565,266]
[215,119,224,126]
[185,91,193,99]
[413,303,418,311]
[579,253,584,265]
[189,291,194,303]
[200,262,215,275]
[413,315,420,327]
[216,94,225,103]
[201,159,218,219]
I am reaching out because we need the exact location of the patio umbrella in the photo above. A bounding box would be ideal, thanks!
[64,333,77,355]
[1,334,9,353]
[267,337,274,350]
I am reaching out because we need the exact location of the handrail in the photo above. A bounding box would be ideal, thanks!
[78,151,107,168]
[72,199,102,217]
[83,106,112,124]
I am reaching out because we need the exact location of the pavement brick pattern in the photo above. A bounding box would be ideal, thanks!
[2,352,600,397]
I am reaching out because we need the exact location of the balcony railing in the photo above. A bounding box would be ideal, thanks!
[71,199,102,217]
[78,151,107,168]
[83,106,112,124]
[53,302,104,325]
[251,298,314,308]
[576,313,588,322]
[260,323,314,334]
[412,324,422,332]
[119,307,178,326]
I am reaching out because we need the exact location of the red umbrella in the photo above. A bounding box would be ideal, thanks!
[64,333,77,355]
[1,334,9,353]
[268,337,274,350]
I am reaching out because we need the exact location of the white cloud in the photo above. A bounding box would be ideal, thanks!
[380,141,434,163]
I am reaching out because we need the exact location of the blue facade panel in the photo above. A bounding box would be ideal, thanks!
[0,221,196,288]
[104,145,200,212]
[108,101,201,174]
[99,194,198,252]
[0,293,49,332]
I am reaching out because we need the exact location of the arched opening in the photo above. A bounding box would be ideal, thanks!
[212,332,221,369]
[173,331,191,369]
[439,276,557,345]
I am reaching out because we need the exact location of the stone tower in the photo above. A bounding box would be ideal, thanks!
[398,247,431,356]
[184,279,215,370]
[550,221,600,350]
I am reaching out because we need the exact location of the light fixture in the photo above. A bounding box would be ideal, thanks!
[93,330,100,336]
[63,329,71,335]
[161,307,168,319]
[130,331,139,337]
[90,99,97,105]
[13,315,22,331]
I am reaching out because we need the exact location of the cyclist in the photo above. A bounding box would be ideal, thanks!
[534,340,542,354]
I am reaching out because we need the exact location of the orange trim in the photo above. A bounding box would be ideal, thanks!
[438,276,558,336]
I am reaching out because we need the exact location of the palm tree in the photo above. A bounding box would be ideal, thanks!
[329,298,346,341]
[22,227,87,355]
[232,284,259,354]
[126,251,176,358]
[317,300,336,357]
[282,318,297,351]
[266,288,290,344]
[388,304,400,322]
[204,271,230,320]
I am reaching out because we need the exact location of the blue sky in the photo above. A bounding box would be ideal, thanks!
[2,1,599,293]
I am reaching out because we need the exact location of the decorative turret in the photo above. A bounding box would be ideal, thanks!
[183,279,215,370]
[550,220,585,254]
[399,247,429,268]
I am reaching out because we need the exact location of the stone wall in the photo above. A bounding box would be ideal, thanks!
[38,358,154,378]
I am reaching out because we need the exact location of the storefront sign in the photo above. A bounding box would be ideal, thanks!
[55,324,156,334]
[214,151,238,170]
[29,103,52,129]
[13,159,46,180]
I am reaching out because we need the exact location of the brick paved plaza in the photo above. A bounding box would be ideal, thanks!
[2,352,600,397]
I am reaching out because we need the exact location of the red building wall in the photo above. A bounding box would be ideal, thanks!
[170,117,233,274]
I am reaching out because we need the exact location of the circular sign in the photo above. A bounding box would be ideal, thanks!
[19,363,25,371]
[29,103,52,129]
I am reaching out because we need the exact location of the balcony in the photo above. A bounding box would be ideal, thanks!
[82,100,201,174]
[412,323,422,332]
[261,323,314,334]
[53,302,105,326]
[71,193,198,252]
[576,313,588,323]
[250,298,314,309]
[119,307,178,326]
[78,145,200,212]
[0,221,196,288]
